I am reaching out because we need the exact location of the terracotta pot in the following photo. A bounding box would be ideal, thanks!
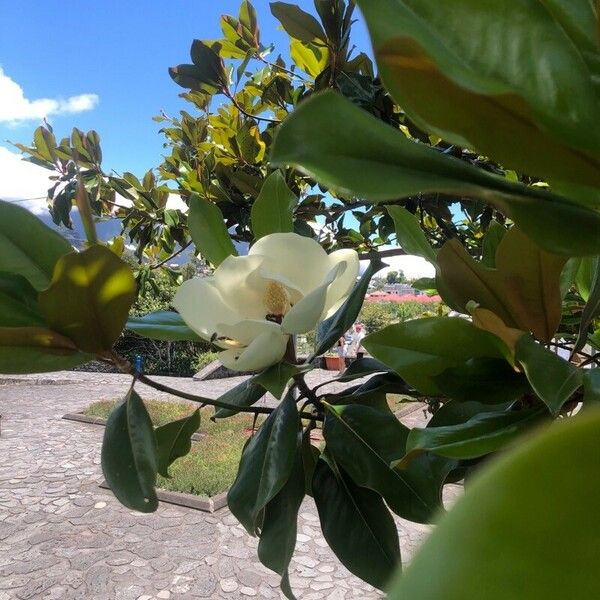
[324,355,343,371]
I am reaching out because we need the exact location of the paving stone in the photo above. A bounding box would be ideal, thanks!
[220,578,238,593]
[239,586,257,596]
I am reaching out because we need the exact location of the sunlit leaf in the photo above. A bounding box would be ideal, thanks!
[39,245,136,353]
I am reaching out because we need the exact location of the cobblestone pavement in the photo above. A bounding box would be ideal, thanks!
[0,370,439,600]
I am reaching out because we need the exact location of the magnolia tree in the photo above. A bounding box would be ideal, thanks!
[3,1,600,599]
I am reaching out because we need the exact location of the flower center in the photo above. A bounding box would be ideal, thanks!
[264,281,291,320]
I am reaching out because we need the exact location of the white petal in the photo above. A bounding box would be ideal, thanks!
[218,330,289,372]
[323,248,360,318]
[173,278,238,341]
[249,233,330,294]
[216,319,282,346]
[281,262,346,334]
[213,255,266,320]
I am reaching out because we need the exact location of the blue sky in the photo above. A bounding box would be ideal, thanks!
[0,0,371,176]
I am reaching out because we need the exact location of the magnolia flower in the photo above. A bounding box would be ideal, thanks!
[174,233,359,371]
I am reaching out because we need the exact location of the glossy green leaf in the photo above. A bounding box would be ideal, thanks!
[313,258,384,358]
[481,222,506,268]
[251,171,297,239]
[573,258,600,355]
[323,402,449,523]
[313,458,400,591]
[576,256,598,301]
[213,376,266,419]
[300,428,320,497]
[155,409,201,478]
[337,357,390,382]
[127,311,203,342]
[0,273,44,327]
[363,317,504,395]
[582,369,600,407]
[428,399,513,428]
[254,362,311,399]
[388,409,600,600]
[0,326,91,374]
[39,245,136,353]
[515,335,583,415]
[227,392,299,534]
[356,0,600,189]
[404,408,547,462]
[258,442,305,600]
[0,200,73,290]
[270,2,326,43]
[386,206,436,263]
[271,92,600,256]
[432,358,530,405]
[101,388,158,513]
[188,194,238,267]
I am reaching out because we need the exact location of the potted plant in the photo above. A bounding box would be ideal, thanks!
[323,352,343,371]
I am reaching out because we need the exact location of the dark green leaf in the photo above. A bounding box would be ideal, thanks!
[188,194,238,267]
[39,245,136,353]
[213,376,266,419]
[300,427,320,497]
[270,2,327,43]
[573,259,600,355]
[127,311,203,342]
[363,317,504,395]
[271,92,600,256]
[313,258,384,357]
[190,40,227,87]
[323,402,447,523]
[481,222,506,268]
[251,171,297,239]
[101,388,158,513]
[313,458,400,590]
[254,362,311,399]
[387,206,436,263]
[227,392,299,534]
[0,273,44,327]
[403,408,547,462]
[432,358,531,404]
[258,441,305,600]
[0,200,73,290]
[388,408,600,600]
[155,409,201,478]
[337,357,390,382]
[515,335,583,415]
[582,369,600,408]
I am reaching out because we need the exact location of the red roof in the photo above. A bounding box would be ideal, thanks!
[365,292,442,303]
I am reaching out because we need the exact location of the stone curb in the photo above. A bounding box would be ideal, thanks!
[98,481,228,513]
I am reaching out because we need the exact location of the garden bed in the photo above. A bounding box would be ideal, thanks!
[66,398,259,504]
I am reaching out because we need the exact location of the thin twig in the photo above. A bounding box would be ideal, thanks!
[225,90,281,124]
[151,241,193,270]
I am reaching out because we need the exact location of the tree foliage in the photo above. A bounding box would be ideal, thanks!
[3,1,600,599]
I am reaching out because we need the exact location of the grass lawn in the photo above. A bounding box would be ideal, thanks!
[83,399,259,497]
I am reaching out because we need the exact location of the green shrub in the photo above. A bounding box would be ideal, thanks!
[192,350,220,372]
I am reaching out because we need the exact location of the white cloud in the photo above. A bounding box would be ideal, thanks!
[361,254,435,280]
[0,68,99,125]
[0,146,51,213]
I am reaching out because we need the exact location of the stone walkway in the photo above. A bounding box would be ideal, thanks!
[0,370,436,600]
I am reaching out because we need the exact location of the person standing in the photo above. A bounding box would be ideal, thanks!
[350,324,366,359]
